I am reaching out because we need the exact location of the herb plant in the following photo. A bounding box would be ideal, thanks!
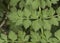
[0,0,60,43]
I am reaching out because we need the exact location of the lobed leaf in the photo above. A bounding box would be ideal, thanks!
[8,31,17,41]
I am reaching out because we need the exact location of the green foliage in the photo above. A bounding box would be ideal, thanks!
[55,29,60,40]
[8,31,17,41]
[31,20,40,31]
[0,0,60,43]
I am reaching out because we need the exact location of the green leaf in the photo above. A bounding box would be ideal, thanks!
[17,10,24,17]
[15,19,23,25]
[26,0,33,5]
[56,7,60,15]
[18,31,25,38]
[38,19,43,28]
[31,11,39,19]
[48,38,58,43]
[40,0,46,9]
[41,39,47,43]
[38,8,41,16]
[42,7,55,19]
[0,39,4,43]
[58,16,60,21]
[31,0,40,9]
[8,7,18,23]
[24,35,29,41]
[51,0,59,4]
[43,20,51,30]
[8,11,19,22]
[46,0,51,7]
[15,10,23,25]
[48,7,55,17]
[18,31,25,41]
[19,0,25,9]
[10,7,17,12]
[23,20,31,29]
[50,18,58,26]
[42,9,48,18]
[55,29,60,40]
[8,31,17,41]
[23,8,31,18]
[44,30,52,39]
[31,31,41,42]
[10,0,20,6]
[1,34,7,41]
[32,20,40,31]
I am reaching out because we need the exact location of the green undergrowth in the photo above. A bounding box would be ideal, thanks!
[0,0,60,43]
